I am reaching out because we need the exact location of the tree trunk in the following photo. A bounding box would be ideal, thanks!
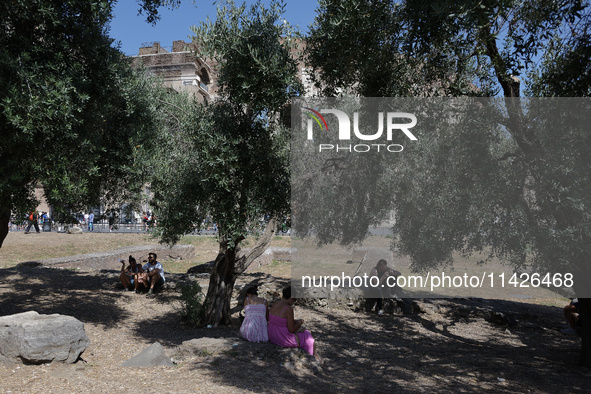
[204,218,277,326]
[204,250,238,326]
[0,207,10,249]
[578,298,591,367]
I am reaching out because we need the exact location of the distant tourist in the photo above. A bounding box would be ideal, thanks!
[24,211,40,234]
[108,212,115,232]
[142,211,148,231]
[240,286,269,343]
[88,212,94,232]
[148,213,156,230]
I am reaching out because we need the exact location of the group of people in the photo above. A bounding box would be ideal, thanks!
[119,252,165,296]
[240,286,321,361]
[142,211,156,231]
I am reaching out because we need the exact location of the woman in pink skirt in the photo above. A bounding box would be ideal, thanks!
[268,287,320,361]
[240,286,269,342]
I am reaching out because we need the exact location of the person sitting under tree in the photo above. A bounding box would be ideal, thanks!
[135,252,165,296]
[119,255,140,291]
[367,259,401,315]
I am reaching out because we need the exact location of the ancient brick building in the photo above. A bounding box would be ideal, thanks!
[132,40,218,101]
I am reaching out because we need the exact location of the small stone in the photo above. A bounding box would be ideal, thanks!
[121,342,173,367]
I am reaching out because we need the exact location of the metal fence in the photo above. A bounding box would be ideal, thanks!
[9,218,290,236]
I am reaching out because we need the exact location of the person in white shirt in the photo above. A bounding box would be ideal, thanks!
[135,252,165,296]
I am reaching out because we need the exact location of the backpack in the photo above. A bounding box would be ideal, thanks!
[29,212,34,221]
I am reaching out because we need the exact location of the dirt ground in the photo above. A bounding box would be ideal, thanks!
[0,232,590,393]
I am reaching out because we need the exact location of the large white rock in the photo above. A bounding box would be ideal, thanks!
[0,311,89,364]
[66,227,83,234]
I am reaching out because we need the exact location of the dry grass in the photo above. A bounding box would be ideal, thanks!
[293,234,566,303]
[0,232,291,273]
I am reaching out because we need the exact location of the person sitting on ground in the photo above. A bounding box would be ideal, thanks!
[119,255,140,291]
[562,298,582,335]
[135,252,165,296]
[367,259,401,315]
[268,287,321,361]
[240,286,269,343]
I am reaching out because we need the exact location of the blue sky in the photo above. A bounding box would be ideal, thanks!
[109,1,319,56]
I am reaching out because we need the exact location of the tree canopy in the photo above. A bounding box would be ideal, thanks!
[303,0,591,287]
[304,0,591,365]
[145,0,301,325]
[307,0,587,97]
[0,0,169,247]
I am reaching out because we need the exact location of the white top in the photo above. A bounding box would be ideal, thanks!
[143,261,165,281]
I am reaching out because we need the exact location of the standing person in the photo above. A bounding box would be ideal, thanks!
[240,286,269,343]
[41,212,49,232]
[367,259,401,315]
[135,252,165,296]
[268,287,320,361]
[108,212,115,232]
[148,213,156,231]
[88,211,94,232]
[24,211,40,234]
[141,211,148,231]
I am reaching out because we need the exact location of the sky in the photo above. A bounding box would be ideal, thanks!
[109,1,319,56]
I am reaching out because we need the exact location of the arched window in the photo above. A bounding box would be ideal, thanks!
[200,68,210,84]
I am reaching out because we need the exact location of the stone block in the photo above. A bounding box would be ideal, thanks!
[0,311,89,364]
[121,342,173,367]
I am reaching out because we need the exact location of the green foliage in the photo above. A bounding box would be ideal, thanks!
[136,0,182,24]
[149,0,298,249]
[307,0,587,97]
[401,1,582,74]
[192,0,302,115]
[0,0,163,239]
[526,11,591,97]
[145,92,292,248]
[178,280,206,326]
[307,0,493,97]
[304,1,591,291]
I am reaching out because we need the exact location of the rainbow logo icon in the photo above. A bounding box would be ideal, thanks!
[303,107,328,132]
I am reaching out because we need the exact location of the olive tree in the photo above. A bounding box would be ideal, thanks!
[147,0,301,326]
[305,0,591,366]
[0,0,170,248]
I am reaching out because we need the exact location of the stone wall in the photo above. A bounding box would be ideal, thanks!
[244,247,291,272]
[32,245,195,271]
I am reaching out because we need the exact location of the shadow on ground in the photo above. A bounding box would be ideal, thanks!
[0,266,130,328]
[1,266,589,393]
